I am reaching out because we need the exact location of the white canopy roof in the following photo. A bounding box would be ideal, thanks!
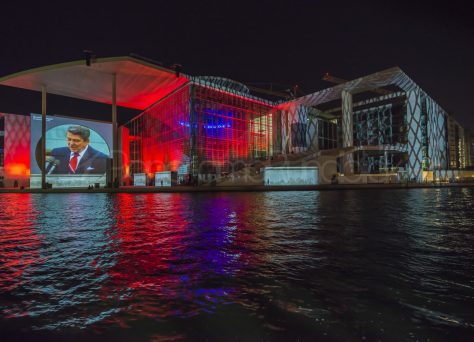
[0,56,189,110]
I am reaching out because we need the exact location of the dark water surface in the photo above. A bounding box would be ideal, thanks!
[1,189,473,341]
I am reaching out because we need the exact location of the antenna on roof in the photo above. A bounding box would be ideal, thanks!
[83,49,96,67]
[129,53,163,66]
[170,63,183,78]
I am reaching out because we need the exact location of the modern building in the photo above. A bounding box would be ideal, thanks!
[0,56,472,187]
[277,67,473,183]
[121,76,275,185]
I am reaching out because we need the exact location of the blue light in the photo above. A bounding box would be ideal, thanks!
[203,124,232,129]
[202,108,234,118]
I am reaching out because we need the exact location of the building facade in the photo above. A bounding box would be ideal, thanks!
[274,68,470,182]
[121,78,275,185]
[0,59,472,187]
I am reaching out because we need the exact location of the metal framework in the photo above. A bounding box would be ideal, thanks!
[123,80,274,182]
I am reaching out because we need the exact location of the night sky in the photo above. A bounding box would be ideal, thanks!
[1,0,473,128]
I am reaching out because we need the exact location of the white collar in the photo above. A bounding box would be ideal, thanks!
[70,144,89,158]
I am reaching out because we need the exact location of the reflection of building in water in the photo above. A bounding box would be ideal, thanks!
[96,194,247,319]
[0,57,472,187]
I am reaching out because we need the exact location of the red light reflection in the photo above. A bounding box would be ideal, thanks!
[0,194,40,293]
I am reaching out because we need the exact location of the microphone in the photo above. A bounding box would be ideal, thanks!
[46,157,60,175]
[45,155,54,171]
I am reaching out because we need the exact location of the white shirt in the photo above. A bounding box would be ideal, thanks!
[69,144,89,168]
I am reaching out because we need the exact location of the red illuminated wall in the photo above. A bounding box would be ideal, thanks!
[124,85,191,180]
[123,83,275,180]
[2,113,30,187]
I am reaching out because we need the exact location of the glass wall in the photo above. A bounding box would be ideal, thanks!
[123,83,274,182]
[317,118,338,150]
[351,101,408,174]
[124,85,191,181]
[192,85,273,174]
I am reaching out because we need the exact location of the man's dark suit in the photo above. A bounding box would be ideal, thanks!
[49,146,109,174]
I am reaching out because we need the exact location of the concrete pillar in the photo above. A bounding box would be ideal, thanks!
[112,73,118,186]
[341,90,353,174]
[41,85,47,189]
[406,88,423,182]
[272,109,282,155]
[284,110,289,154]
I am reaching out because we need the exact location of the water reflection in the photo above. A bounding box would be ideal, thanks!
[0,189,473,340]
[0,194,40,294]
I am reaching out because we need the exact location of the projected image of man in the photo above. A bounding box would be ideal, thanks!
[48,125,108,174]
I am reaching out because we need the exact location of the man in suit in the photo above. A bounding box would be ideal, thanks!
[48,125,109,174]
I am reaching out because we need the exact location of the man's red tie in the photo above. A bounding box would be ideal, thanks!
[69,152,79,173]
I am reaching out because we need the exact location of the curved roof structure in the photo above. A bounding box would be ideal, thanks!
[280,67,419,108]
[0,56,190,110]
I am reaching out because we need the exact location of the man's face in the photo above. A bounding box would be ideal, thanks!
[67,132,89,153]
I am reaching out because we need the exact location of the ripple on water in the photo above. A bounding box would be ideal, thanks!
[0,189,473,340]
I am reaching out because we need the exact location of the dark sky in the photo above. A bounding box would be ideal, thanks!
[1,0,473,128]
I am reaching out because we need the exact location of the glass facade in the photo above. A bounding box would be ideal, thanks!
[193,84,273,174]
[352,101,406,148]
[124,85,191,181]
[123,83,273,182]
[349,101,408,174]
[317,118,338,150]
[116,71,462,184]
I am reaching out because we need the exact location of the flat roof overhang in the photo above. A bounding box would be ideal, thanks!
[0,56,190,110]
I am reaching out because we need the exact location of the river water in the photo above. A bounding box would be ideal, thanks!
[0,189,473,341]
